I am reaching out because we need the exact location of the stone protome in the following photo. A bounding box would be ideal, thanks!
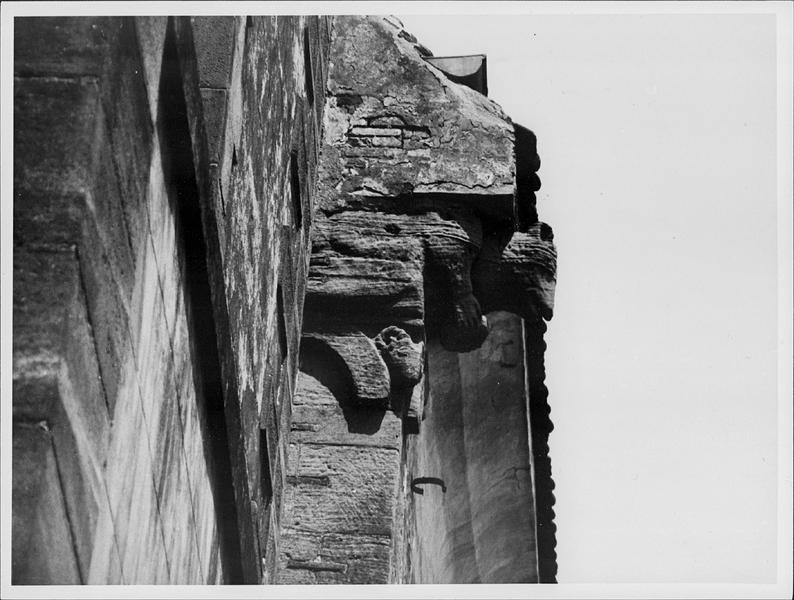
[304,15,556,348]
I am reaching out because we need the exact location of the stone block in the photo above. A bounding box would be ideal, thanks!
[13,189,84,250]
[191,17,237,89]
[12,248,77,421]
[49,398,99,581]
[99,18,153,258]
[77,226,131,415]
[285,444,400,536]
[290,370,401,449]
[86,490,125,584]
[109,400,170,583]
[60,264,112,470]
[12,422,51,581]
[13,76,100,196]
[14,17,110,77]
[279,531,391,584]
[324,17,514,202]
[200,88,228,165]
[87,124,137,299]
[135,16,169,123]
[12,422,82,584]
[155,395,203,583]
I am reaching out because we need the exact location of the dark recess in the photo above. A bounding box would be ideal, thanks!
[276,284,288,362]
[514,123,542,231]
[158,21,243,584]
[303,26,314,107]
[245,16,254,47]
[289,151,303,229]
[260,428,273,514]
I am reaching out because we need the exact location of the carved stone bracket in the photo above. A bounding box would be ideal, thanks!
[301,325,425,413]
[300,16,557,431]
[302,332,390,408]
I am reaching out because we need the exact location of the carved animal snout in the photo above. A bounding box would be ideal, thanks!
[471,223,557,323]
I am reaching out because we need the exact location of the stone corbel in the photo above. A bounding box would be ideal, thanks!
[302,332,391,408]
[300,15,557,432]
[302,326,425,419]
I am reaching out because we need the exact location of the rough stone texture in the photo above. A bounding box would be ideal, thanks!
[305,16,554,353]
[12,15,330,585]
[206,15,331,583]
[321,17,514,202]
[12,423,82,584]
[12,16,225,584]
[303,333,391,406]
[277,340,402,584]
[375,326,424,388]
[474,222,557,322]
[13,14,557,587]
[403,313,540,583]
[280,16,557,585]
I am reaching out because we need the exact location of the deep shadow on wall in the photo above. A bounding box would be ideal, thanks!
[11,14,556,585]
[12,15,331,584]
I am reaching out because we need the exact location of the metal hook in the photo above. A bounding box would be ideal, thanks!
[411,477,446,494]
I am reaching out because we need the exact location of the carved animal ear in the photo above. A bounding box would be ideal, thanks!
[302,332,390,409]
[472,222,557,322]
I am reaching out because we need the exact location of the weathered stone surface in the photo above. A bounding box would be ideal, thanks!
[322,16,515,203]
[12,249,75,421]
[303,333,390,407]
[404,313,540,584]
[14,17,111,77]
[135,16,169,122]
[12,423,82,584]
[13,76,100,197]
[200,87,229,164]
[278,335,403,584]
[306,16,555,355]
[280,532,391,584]
[375,326,424,388]
[474,222,557,322]
[290,352,402,449]
[11,14,334,585]
[285,16,557,586]
[191,16,237,88]
[13,13,557,587]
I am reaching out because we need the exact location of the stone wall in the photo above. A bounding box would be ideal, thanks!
[403,312,540,583]
[277,16,556,584]
[12,15,330,584]
[12,14,555,586]
[211,15,331,582]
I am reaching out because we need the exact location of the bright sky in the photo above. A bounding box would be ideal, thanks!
[399,9,783,584]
